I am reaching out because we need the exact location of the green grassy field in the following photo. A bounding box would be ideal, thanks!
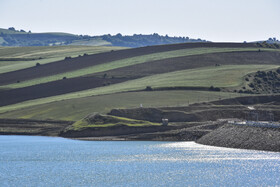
[0,64,274,118]
[0,90,247,121]
[112,64,279,89]
[32,64,275,97]
[2,47,274,89]
[0,45,126,74]
[70,115,160,130]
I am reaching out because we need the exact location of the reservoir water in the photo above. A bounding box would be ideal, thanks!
[1,135,280,186]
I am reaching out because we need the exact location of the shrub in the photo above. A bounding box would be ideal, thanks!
[145,86,153,91]
[248,83,254,88]
[209,86,220,91]
[65,56,71,60]
[63,77,67,80]
[83,53,88,56]
[36,62,41,66]
[245,77,249,81]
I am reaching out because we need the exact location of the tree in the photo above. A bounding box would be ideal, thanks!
[8,27,16,31]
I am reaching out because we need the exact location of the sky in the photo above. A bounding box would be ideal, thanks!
[0,0,279,42]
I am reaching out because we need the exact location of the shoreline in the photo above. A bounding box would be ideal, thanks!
[1,117,280,152]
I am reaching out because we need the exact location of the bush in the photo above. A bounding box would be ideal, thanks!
[209,86,220,91]
[248,83,254,88]
[36,62,41,66]
[63,77,67,80]
[245,77,249,81]
[65,56,71,60]
[145,86,153,91]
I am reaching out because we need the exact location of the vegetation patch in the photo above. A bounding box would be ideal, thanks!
[67,113,159,131]
[242,68,280,94]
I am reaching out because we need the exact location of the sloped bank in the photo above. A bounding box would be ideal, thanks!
[196,124,280,152]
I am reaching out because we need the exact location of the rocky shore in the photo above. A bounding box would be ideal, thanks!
[196,123,280,152]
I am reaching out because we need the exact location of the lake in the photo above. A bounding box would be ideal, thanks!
[1,135,280,186]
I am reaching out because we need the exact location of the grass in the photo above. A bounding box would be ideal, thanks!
[69,115,160,131]
[0,64,275,118]
[0,57,63,74]
[0,90,248,121]
[0,45,126,74]
[0,37,6,45]
[110,64,280,89]
[41,64,277,97]
[2,47,276,88]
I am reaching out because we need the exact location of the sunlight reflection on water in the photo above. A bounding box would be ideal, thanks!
[1,136,280,186]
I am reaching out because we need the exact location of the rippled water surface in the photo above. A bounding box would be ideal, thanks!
[1,135,280,186]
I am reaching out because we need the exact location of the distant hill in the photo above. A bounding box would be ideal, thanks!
[99,33,206,47]
[0,28,84,46]
[252,37,280,44]
[0,27,207,47]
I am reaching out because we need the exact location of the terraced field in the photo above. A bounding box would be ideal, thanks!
[0,42,279,121]
[0,45,126,74]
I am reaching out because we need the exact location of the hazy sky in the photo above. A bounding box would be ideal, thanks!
[1,0,279,42]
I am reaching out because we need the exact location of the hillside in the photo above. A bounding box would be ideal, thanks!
[0,45,126,74]
[0,42,279,120]
[0,27,206,47]
[1,43,277,109]
[0,42,280,149]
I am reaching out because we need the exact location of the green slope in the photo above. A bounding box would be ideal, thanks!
[2,47,273,89]
[0,64,274,118]
[0,90,247,121]
[0,45,127,74]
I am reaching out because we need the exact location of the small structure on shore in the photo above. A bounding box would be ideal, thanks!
[162,118,168,126]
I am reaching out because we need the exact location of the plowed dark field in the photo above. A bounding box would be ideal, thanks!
[0,43,256,85]
[0,77,129,106]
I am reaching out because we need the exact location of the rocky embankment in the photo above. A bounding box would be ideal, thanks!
[196,124,280,152]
